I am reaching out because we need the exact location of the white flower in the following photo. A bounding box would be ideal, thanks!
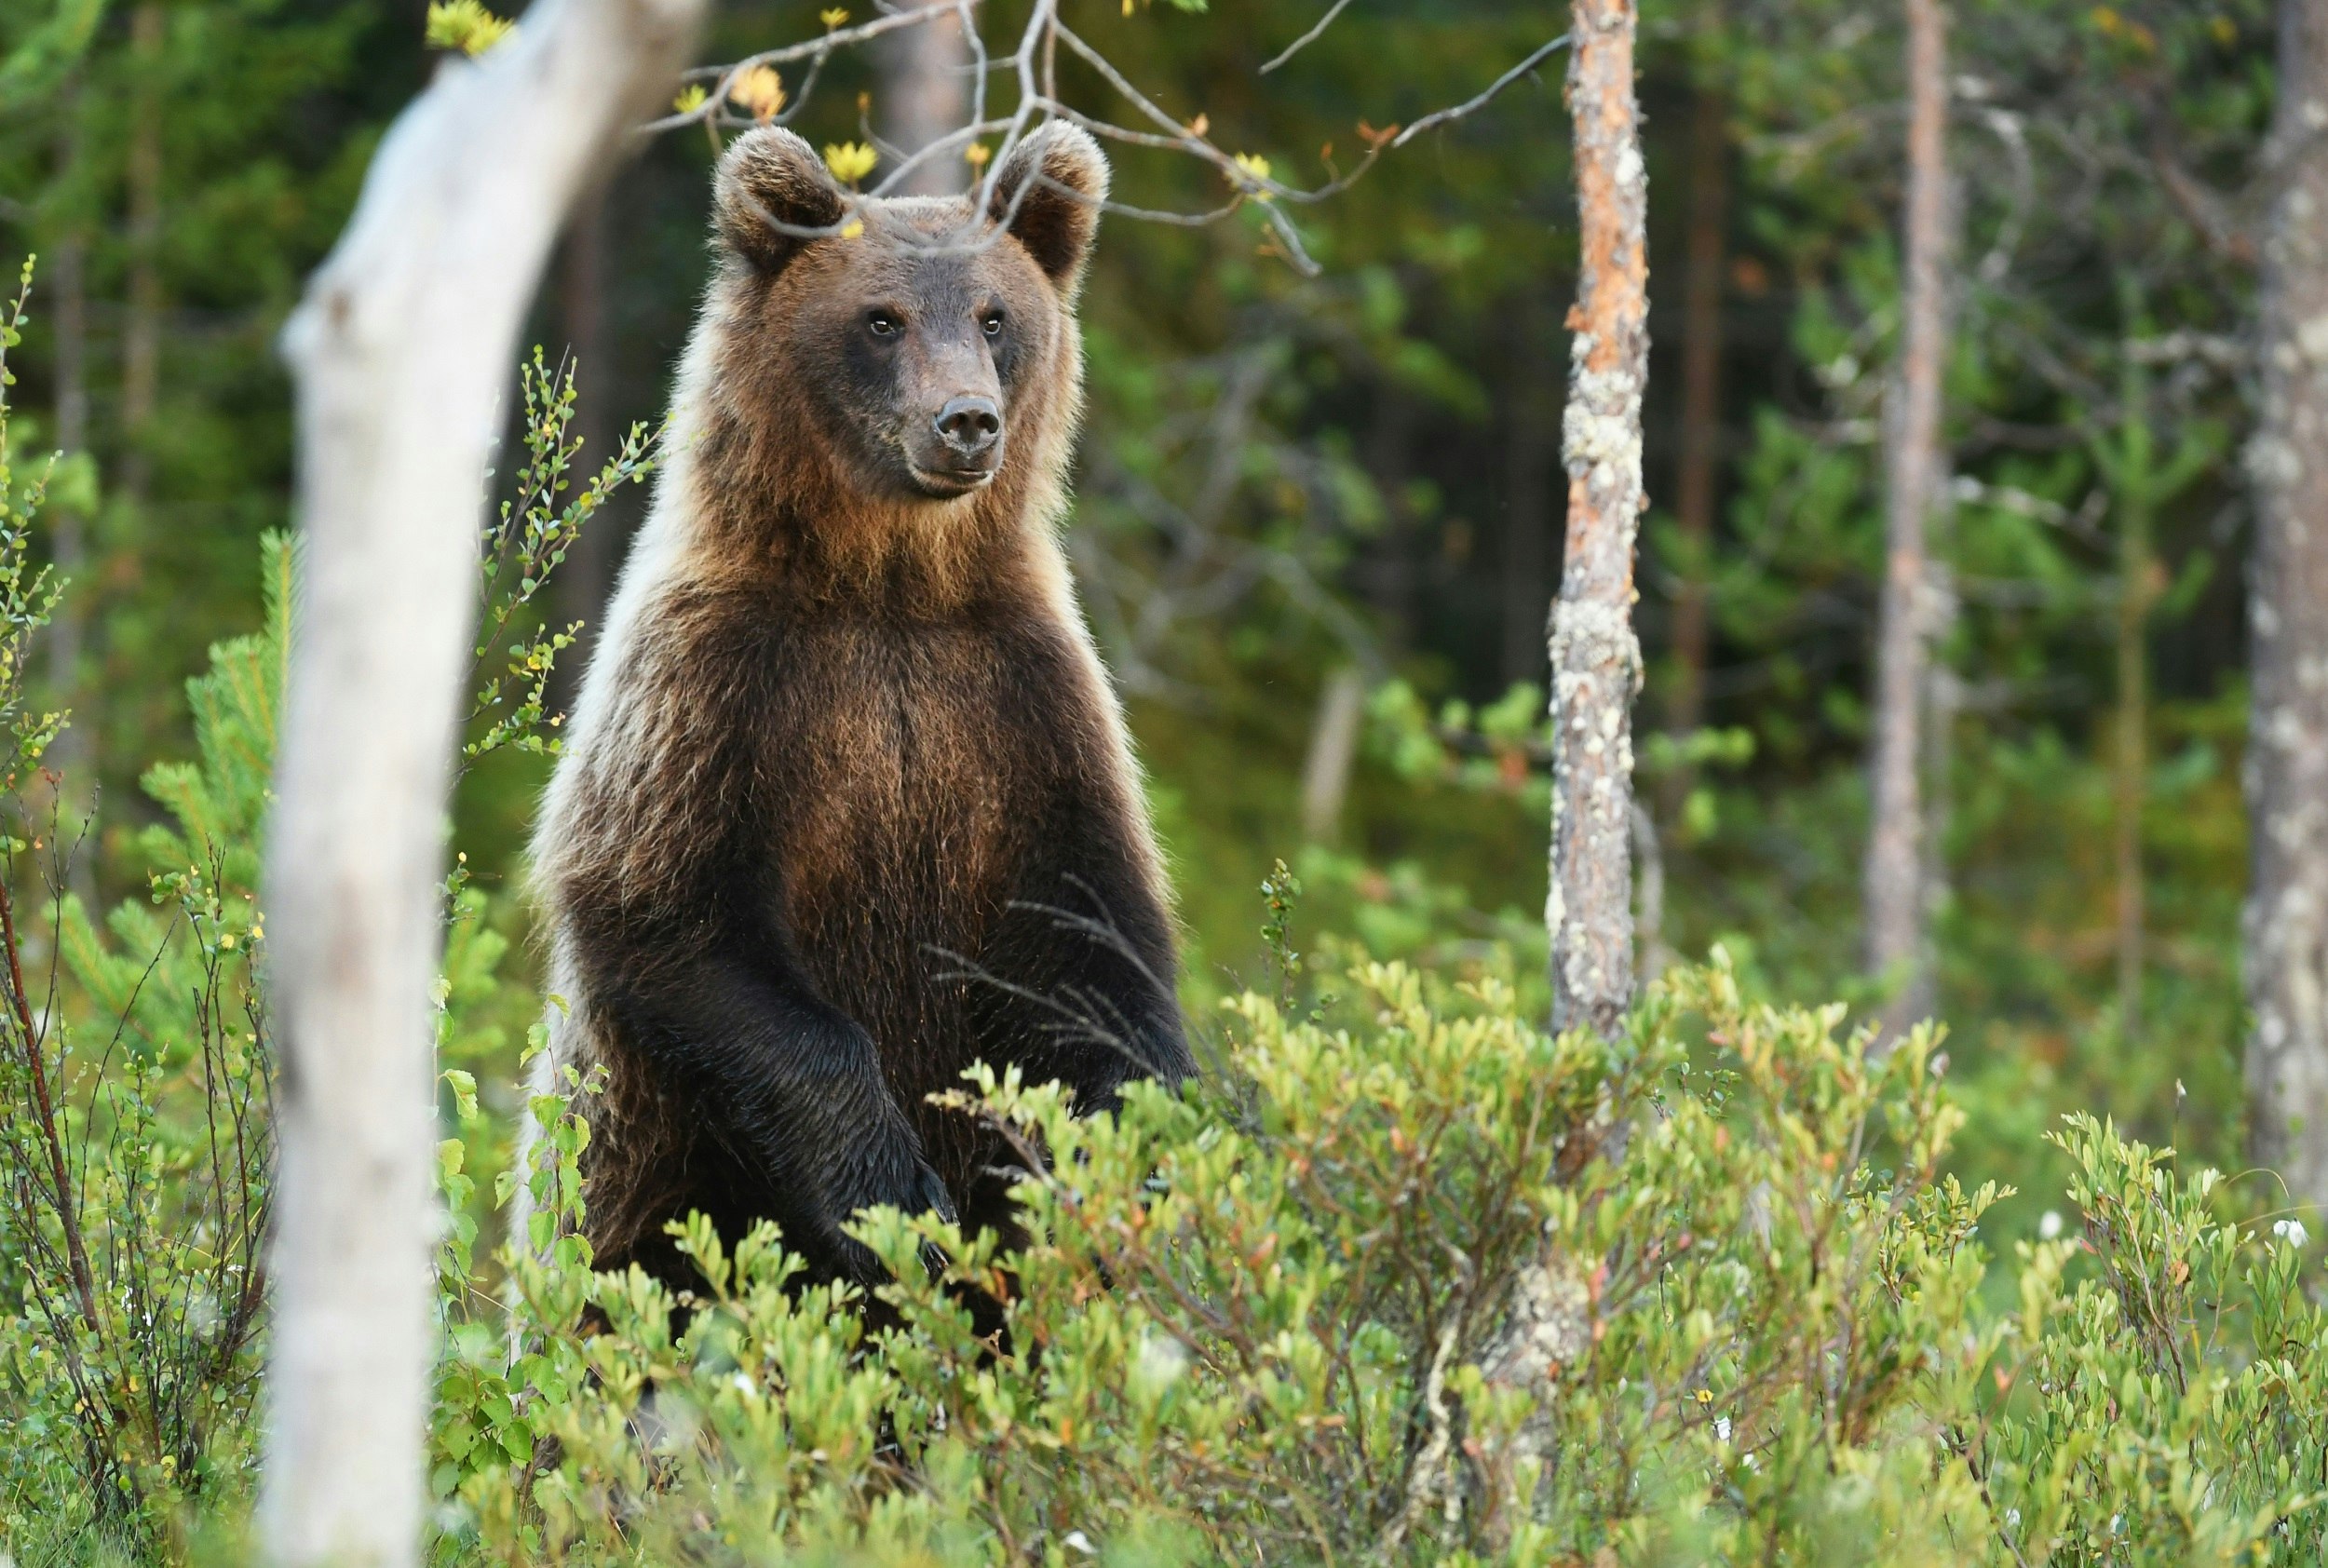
[2006,1509,2022,1530]
[2037,1210,2064,1241]
[1062,1531,1098,1557]
[2273,1218,2310,1250]
[1131,1331,1190,1394]
[731,1371,758,1397]
[1713,1415,1732,1443]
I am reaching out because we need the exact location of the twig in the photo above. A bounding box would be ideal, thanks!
[1260,0,1357,74]
[0,873,96,1327]
[1390,34,1567,148]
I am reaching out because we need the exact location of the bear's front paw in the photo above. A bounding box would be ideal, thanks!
[910,1160,957,1279]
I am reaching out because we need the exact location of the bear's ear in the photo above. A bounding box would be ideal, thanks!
[987,123,1108,291]
[714,128,849,274]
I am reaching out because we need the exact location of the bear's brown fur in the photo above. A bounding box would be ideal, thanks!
[525,124,1189,1292]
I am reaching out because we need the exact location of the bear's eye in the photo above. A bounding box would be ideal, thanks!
[981,310,1005,338]
[867,310,902,338]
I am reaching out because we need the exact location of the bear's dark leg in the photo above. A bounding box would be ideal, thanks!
[580,928,954,1289]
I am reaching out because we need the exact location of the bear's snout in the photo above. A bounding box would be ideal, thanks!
[935,396,1002,465]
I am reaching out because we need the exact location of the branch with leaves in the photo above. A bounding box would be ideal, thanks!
[616,0,1566,277]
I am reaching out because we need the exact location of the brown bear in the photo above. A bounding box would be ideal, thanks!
[525,123,1190,1293]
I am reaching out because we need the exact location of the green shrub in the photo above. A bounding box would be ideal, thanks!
[419,947,2328,1566]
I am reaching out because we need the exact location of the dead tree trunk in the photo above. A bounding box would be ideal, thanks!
[879,0,972,196]
[1547,0,1648,1042]
[257,0,702,1561]
[1862,0,1951,1035]
[2245,0,2328,1215]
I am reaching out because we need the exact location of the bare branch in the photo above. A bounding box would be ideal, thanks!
[1260,0,1357,74]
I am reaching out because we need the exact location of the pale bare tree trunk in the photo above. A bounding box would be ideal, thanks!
[257,0,702,1561]
[2245,0,2328,1215]
[1663,20,1727,775]
[1547,0,1648,1042]
[1299,666,1366,843]
[119,1,164,510]
[880,0,971,196]
[1863,0,1951,1035]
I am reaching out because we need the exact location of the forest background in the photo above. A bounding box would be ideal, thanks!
[0,0,2269,1232]
[0,0,2300,1552]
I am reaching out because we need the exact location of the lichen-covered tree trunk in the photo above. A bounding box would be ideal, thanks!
[1547,0,1648,1042]
[2246,0,2328,1215]
[257,0,701,1561]
[1863,0,1951,1034]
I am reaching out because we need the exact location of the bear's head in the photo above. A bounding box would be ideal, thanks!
[709,122,1107,507]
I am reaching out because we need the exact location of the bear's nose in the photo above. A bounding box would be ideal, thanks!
[935,395,1002,459]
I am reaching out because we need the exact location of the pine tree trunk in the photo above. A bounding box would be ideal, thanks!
[1547,0,1649,1042]
[1863,0,1951,1035]
[1663,37,1727,767]
[257,1,702,1561]
[880,0,971,196]
[2245,0,2328,1215]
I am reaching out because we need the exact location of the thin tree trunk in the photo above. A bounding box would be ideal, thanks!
[1547,0,1649,1042]
[1499,306,1554,688]
[2244,0,2328,1213]
[1299,666,1366,843]
[119,1,164,508]
[1473,3,1650,1521]
[552,178,616,706]
[1863,0,1951,1034]
[1663,33,1727,770]
[880,0,971,196]
[257,1,702,1561]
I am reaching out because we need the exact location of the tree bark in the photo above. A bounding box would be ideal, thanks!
[2244,0,2328,1215]
[879,0,971,196]
[1547,0,1648,1042]
[1862,0,1951,1034]
[1662,36,1727,764]
[256,0,702,1561]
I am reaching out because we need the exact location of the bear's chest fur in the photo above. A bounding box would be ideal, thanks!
[757,604,1090,1028]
